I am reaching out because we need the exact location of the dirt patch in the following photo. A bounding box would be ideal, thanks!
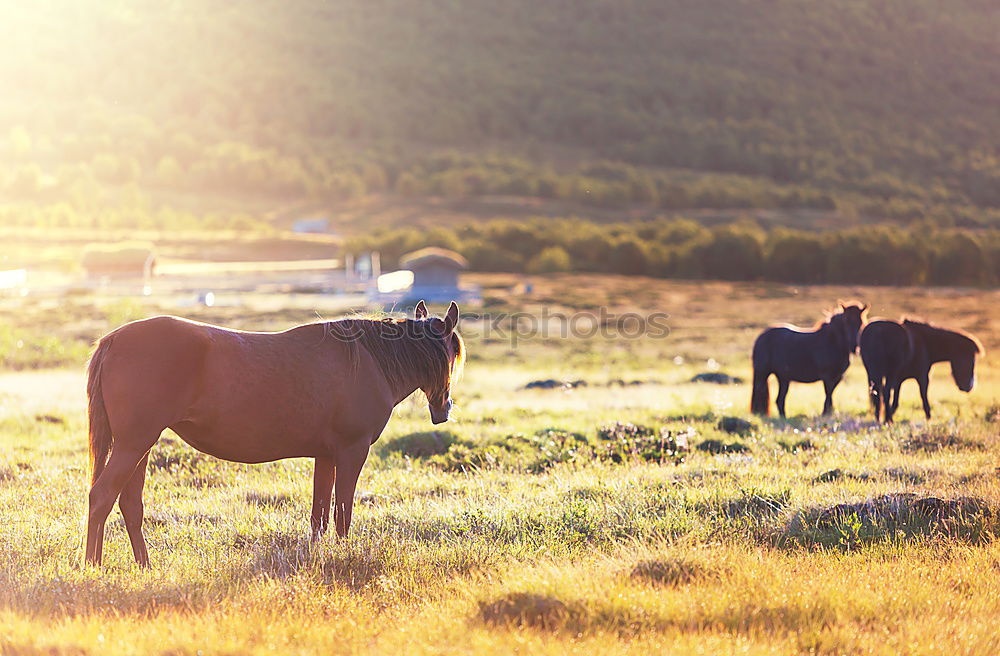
[522,379,588,390]
[690,372,744,385]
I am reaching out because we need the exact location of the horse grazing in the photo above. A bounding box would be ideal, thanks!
[750,302,867,418]
[84,300,464,567]
[859,318,981,423]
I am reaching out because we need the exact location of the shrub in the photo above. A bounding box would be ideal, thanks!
[527,246,572,274]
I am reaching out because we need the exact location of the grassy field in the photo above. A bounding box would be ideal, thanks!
[2,275,1000,654]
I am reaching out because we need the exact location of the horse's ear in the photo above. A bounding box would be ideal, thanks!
[414,300,428,319]
[443,301,459,334]
[861,303,870,313]
[839,300,848,311]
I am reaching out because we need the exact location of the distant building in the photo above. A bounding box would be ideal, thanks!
[401,248,467,291]
[373,247,480,307]
[0,269,27,296]
[292,217,330,234]
[82,243,156,280]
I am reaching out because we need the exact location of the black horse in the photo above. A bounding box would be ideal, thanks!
[859,318,982,423]
[751,303,867,418]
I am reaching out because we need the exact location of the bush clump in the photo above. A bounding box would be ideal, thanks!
[784,493,998,549]
[696,439,751,455]
[902,426,985,452]
[381,431,464,458]
[717,416,757,436]
[594,423,692,464]
[630,557,718,586]
[422,423,693,473]
[479,592,578,630]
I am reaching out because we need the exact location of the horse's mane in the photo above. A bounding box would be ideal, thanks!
[902,317,984,355]
[326,317,465,390]
[812,301,867,330]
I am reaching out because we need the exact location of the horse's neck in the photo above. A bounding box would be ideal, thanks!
[382,359,425,405]
[391,378,423,405]
[915,326,962,363]
[819,321,849,354]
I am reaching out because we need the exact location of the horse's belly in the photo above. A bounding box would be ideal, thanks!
[775,364,821,383]
[169,421,329,464]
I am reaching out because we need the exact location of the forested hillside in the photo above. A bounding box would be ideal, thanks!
[2,0,999,229]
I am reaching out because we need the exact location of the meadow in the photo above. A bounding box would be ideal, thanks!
[1,274,999,654]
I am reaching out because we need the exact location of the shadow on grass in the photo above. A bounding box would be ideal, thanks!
[0,571,207,618]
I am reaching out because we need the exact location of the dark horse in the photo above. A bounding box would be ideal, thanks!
[85,301,463,567]
[751,302,867,417]
[859,318,981,423]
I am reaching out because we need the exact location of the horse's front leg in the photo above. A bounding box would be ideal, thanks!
[310,457,336,538]
[885,379,901,423]
[334,441,372,538]
[822,376,841,416]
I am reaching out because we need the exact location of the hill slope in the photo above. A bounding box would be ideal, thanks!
[2,0,999,226]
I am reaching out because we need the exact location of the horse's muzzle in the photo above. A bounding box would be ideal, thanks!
[430,399,453,424]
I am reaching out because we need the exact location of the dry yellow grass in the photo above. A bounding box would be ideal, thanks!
[1,275,999,654]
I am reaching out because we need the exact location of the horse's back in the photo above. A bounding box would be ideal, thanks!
[753,325,814,361]
[859,320,910,377]
[97,316,215,432]
[95,316,386,462]
[753,323,849,382]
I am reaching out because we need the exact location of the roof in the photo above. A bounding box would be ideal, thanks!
[399,247,468,270]
[81,242,156,270]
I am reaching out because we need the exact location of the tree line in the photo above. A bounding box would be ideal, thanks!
[348,219,1000,287]
[3,0,999,231]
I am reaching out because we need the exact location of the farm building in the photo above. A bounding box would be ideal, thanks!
[400,248,467,290]
[82,243,156,280]
[292,217,331,234]
[373,247,480,306]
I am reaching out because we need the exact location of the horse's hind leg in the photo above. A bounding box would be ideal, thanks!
[868,377,881,422]
[119,453,151,567]
[775,378,790,418]
[310,457,335,538]
[333,441,371,538]
[86,439,157,565]
[917,375,932,419]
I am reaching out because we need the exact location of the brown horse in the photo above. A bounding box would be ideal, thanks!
[750,302,868,418]
[85,300,463,567]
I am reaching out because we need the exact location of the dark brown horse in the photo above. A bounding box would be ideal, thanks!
[859,318,981,423]
[750,302,867,418]
[85,300,464,567]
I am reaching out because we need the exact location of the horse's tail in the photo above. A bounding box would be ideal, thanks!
[87,336,115,486]
[750,336,770,416]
